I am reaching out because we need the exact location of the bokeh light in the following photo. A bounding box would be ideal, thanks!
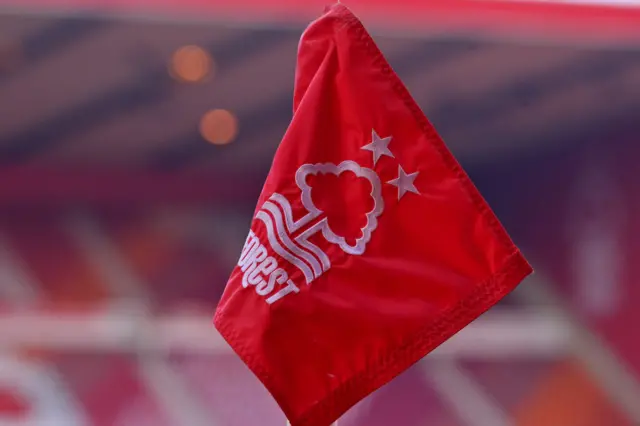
[199,109,238,145]
[169,45,213,83]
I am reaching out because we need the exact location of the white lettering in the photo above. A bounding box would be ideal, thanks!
[257,268,287,296]
[238,231,258,266]
[237,231,300,304]
[265,279,300,304]
[246,256,278,288]
[240,245,267,281]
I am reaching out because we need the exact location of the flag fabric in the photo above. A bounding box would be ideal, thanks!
[213,4,533,426]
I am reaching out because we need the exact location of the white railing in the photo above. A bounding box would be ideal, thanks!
[0,307,570,358]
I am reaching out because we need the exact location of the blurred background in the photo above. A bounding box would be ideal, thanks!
[0,0,639,425]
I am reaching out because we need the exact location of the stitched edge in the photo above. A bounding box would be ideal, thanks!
[214,252,531,426]
[214,5,533,426]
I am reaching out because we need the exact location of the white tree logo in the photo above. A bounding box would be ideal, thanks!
[254,160,382,286]
[296,161,384,256]
[237,129,421,304]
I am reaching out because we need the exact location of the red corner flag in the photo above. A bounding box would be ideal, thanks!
[214,4,532,426]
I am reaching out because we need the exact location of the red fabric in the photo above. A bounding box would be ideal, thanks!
[0,388,29,418]
[214,4,532,426]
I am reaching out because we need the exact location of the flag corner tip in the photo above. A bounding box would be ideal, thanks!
[323,1,344,14]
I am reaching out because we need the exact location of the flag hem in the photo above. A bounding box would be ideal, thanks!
[214,250,532,426]
[214,4,533,425]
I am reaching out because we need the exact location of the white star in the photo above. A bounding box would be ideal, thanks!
[361,129,394,166]
[387,166,420,200]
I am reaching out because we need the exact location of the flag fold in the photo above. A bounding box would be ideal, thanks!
[214,4,533,426]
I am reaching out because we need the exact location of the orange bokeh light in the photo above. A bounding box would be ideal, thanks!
[199,109,238,145]
[170,45,213,83]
